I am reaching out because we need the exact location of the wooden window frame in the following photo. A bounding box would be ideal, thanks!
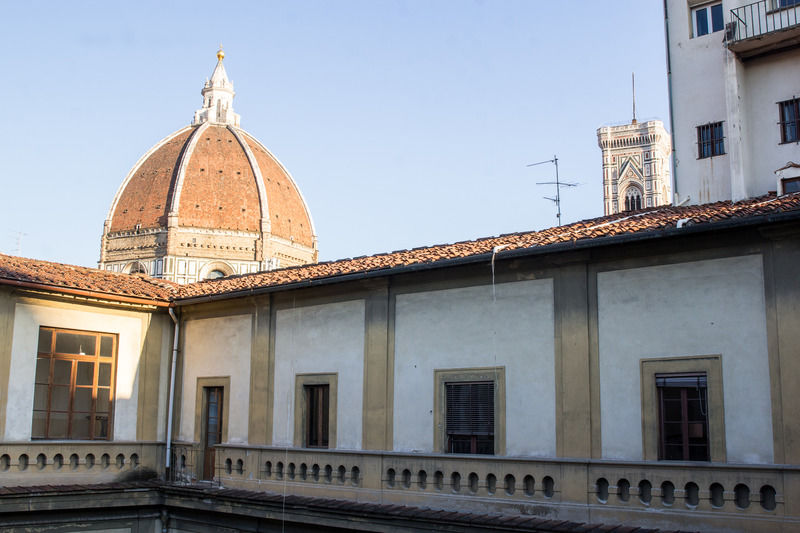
[294,373,337,449]
[304,384,330,448]
[641,355,725,462]
[32,326,118,441]
[445,381,495,454]
[657,373,710,461]
[434,367,506,456]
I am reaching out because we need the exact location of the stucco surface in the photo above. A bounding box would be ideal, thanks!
[6,303,144,441]
[597,254,773,463]
[180,314,252,443]
[393,279,556,456]
[273,300,366,449]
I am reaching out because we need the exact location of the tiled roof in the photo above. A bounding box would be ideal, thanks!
[3,193,800,303]
[0,253,178,303]
[177,192,800,300]
[0,481,688,532]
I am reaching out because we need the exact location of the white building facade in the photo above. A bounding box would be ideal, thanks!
[664,0,800,204]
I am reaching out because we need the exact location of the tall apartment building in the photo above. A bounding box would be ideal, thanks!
[664,0,800,204]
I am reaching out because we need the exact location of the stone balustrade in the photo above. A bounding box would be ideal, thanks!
[0,442,164,486]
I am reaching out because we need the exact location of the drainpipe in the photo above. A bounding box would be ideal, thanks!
[165,307,180,480]
[663,0,680,203]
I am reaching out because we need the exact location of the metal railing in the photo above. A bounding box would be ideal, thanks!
[729,0,800,42]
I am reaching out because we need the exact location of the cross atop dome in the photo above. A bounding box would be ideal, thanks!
[193,47,241,127]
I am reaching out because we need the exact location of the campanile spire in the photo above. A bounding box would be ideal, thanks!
[193,47,241,127]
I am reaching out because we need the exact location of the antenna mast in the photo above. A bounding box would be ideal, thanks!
[527,155,578,226]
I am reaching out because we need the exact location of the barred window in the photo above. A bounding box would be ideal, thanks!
[697,122,725,159]
[446,381,494,454]
[32,327,116,440]
[779,98,799,144]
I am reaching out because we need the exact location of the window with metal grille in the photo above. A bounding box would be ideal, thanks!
[446,381,494,454]
[697,122,725,158]
[32,327,117,440]
[657,373,709,461]
[305,384,329,448]
[779,98,800,144]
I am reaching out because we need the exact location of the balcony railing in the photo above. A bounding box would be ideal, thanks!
[729,0,800,42]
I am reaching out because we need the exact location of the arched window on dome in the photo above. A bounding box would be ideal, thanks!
[624,186,643,212]
[206,269,226,280]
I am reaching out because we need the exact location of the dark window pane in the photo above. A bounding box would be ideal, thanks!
[33,384,49,410]
[98,363,112,387]
[76,362,94,386]
[711,4,724,32]
[31,411,47,438]
[49,412,68,438]
[55,332,96,356]
[53,359,71,385]
[38,329,53,354]
[100,336,114,357]
[94,415,109,439]
[696,8,709,36]
[71,413,90,439]
[50,386,70,411]
[35,358,50,383]
[96,388,111,413]
[73,387,92,412]
[689,445,710,461]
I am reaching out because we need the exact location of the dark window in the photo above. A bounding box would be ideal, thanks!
[32,327,116,440]
[779,98,800,144]
[697,122,725,158]
[446,381,494,454]
[777,0,800,7]
[693,3,724,37]
[305,384,329,448]
[624,187,643,211]
[657,373,709,461]
[782,177,800,194]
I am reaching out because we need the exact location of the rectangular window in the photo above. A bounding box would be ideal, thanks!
[693,3,724,37]
[782,176,800,194]
[446,381,494,454]
[32,327,116,440]
[697,122,725,158]
[657,373,709,461]
[305,384,329,448]
[779,98,800,143]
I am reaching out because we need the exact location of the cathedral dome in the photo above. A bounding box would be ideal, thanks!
[100,50,317,282]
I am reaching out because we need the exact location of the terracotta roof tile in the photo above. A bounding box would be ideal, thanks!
[177,192,800,300]
[2,193,799,303]
[0,253,178,303]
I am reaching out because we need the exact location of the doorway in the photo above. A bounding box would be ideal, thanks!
[202,386,223,480]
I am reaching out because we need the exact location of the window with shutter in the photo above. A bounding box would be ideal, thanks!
[445,381,494,454]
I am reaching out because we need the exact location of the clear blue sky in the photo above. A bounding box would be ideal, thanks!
[0,1,669,266]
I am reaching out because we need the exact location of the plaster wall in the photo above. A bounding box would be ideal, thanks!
[741,48,800,195]
[666,0,730,204]
[5,303,145,442]
[392,279,556,456]
[180,314,251,443]
[597,255,773,463]
[273,300,365,450]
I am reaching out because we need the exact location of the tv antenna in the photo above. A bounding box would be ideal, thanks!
[10,231,28,255]
[527,155,578,226]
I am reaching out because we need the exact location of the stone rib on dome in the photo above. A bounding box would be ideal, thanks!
[100,51,317,281]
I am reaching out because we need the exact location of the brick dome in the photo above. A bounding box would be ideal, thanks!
[99,50,318,282]
[106,123,315,247]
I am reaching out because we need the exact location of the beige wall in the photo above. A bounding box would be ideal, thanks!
[597,254,773,463]
[180,314,252,444]
[393,280,556,456]
[5,302,149,442]
[273,300,366,449]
